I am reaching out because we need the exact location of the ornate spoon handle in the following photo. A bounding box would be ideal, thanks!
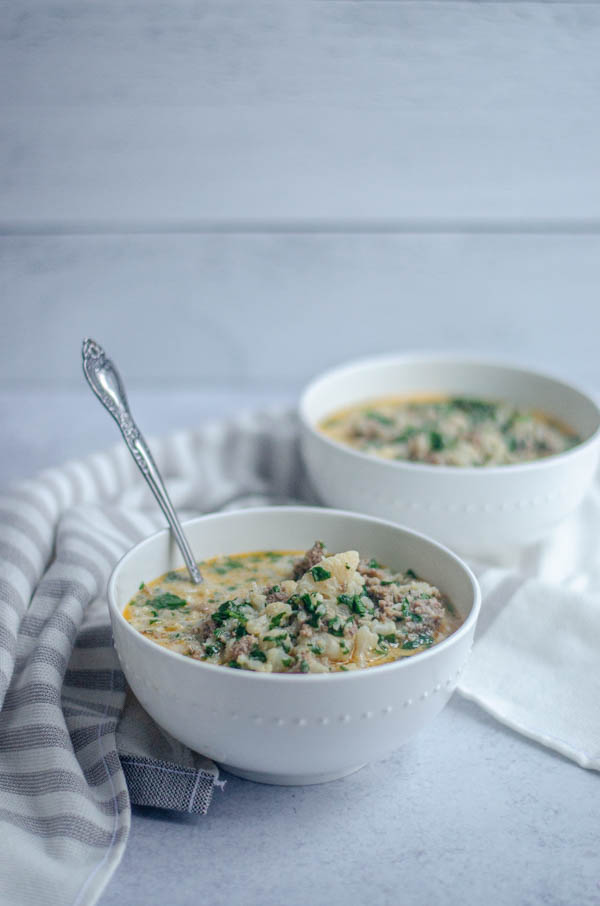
[82,338,203,584]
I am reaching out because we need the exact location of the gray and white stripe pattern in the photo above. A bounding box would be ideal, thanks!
[0,408,307,906]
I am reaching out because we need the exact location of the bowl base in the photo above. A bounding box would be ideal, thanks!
[220,762,366,786]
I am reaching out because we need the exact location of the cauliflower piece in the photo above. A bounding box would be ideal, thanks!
[296,550,364,601]
[245,613,269,636]
[266,647,291,672]
[238,652,272,673]
[353,624,379,666]
[265,600,292,620]
[375,619,396,636]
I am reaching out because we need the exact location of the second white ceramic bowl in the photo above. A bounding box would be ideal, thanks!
[299,354,600,557]
[108,507,480,785]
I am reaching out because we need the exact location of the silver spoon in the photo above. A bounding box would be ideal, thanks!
[81,338,203,584]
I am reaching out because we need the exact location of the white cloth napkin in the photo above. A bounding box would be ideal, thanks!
[458,480,600,769]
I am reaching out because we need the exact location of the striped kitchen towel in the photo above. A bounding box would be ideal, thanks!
[0,408,308,906]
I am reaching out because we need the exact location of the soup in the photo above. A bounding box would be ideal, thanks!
[124,542,462,674]
[319,395,580,466]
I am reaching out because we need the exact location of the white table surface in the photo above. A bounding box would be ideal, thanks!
[1,389,598,906]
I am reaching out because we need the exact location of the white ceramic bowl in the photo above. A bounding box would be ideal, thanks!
[299,355,600,558]
[108,506,480,785]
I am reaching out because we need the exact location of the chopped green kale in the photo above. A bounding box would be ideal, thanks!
[151,593,188,611]
[450,397,497,421]
[338,593,368,616]
[327,616,344,637]
[211,600,251,627]
[429,431,445,451]
[402,633,434,650]
[311,566,332,582]
[365,410,394,426]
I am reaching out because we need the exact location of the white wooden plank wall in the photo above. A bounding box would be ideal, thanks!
[1,1,599,393]
[1,233,599,387]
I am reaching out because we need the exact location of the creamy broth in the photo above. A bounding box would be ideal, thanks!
[319,395,580,467]
[124,542,462,674]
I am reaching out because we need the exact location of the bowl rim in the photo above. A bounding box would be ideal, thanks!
[298,352,600,477]
[107,505,481,685]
